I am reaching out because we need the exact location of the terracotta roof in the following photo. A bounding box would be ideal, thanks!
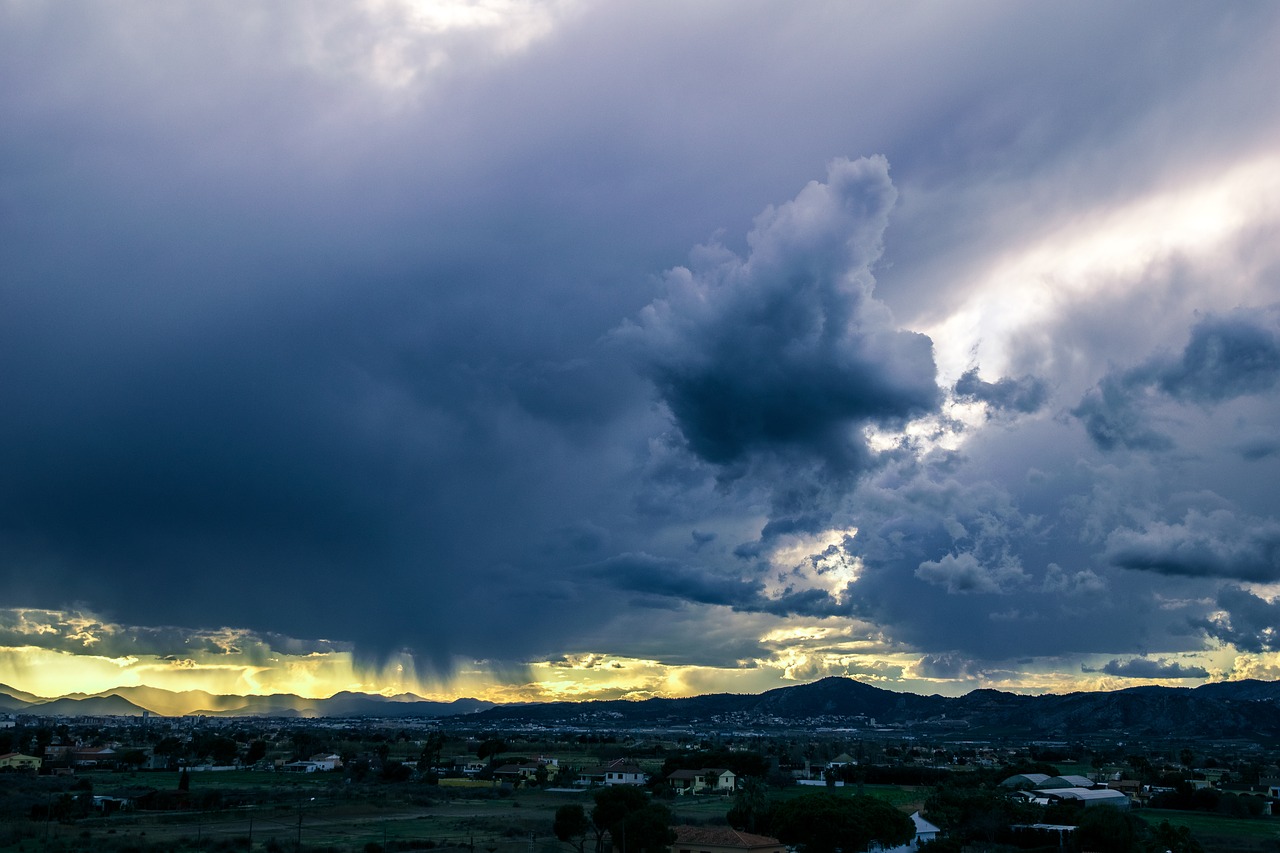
[672,826,783,848]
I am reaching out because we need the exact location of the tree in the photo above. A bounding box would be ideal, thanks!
[659,749,768,781]
[154,736,185,763]
[380,760,412,782]
[119,749,147,770]
[1147,819,1204,853]
[1076,806,1142,853]
[768,793,914,853]
[591,786,651,853]
[477,738,508,767]
[924,785,1037,846]
[616,804,675,853]
[1126,754,1153,782]
[246,740,268,765]
[193,734,239,766]
[418,731,445,783]
[727,777,768,833]
[554,804,590,853]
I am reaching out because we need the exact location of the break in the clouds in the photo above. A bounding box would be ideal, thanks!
[4,1,1280,700]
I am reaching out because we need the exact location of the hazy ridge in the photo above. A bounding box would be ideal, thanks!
[4,677,1280,738]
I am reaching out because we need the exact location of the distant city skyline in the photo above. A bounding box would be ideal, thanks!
[4,2,1280,705]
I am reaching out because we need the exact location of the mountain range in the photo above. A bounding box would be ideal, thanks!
[0,683,493,718]
[465,677,1280,740]
[5,677,1280,739]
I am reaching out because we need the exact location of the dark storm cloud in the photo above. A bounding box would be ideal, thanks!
[828,422,1222,663]
[1105,510,1280,582]
[3,0,1280,688]
[1196,586,1280,653]
[593,552,851,621]
[1084,657,1208,679]
[1237,437,1280,461]
[1156,312,1280,402]
[1072,377,1176,452]
[595,553,761,609]
[953,369,1048,417]
[1074,310,1280,451]
[620,156,939,474]
[689,530,717,551]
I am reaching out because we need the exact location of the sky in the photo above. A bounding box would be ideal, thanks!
[4,1,1280,705]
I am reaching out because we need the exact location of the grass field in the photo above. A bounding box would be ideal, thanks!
[1140,807,1280,852]
[0,769,929,853]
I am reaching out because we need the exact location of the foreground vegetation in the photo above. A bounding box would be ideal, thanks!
[5,718,1280,853]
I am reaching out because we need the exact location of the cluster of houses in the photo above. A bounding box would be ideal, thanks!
[479,756,740,795]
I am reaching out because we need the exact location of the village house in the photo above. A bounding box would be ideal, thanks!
[454,757,487,775]
[666,767,737,795]
[280,760,323,773]
[494,756,559,784]
[580,757,647,787]
[0,752,42,771]
[308,753,343,771]
[669,825,786,853]
[73,746,118,767]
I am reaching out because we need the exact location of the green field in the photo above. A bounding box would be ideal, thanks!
[0,772,931,853]
[1141,808,1280,853]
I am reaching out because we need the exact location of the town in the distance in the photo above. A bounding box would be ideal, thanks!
[2,675,1278,852]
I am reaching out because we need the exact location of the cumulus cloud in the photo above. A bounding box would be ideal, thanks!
[1041,564,1107,595]
[1196,585,1280,653]
[916,653,977,680]
[1084,657,1209,679]
[1105,510,1280,582]
[1075,309,1280,451]
[953,368,1048,416]
[0,608,346,664]
[1156,311,1280,402]
[3,0,1280,699]
[915,552,1028,595]
[621,156,938,478]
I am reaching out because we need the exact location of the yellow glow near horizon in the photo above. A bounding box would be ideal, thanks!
[0,603,1267,708]
[1,641,1265,707]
